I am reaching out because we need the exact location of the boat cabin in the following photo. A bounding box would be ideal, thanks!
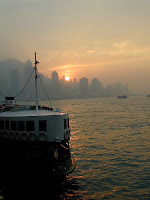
[5,97,16,105]
[0,109,70,142]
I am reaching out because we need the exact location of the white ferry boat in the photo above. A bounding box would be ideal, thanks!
[0,53,76,176]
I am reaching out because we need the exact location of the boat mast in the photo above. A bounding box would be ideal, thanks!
[34,52,39,112]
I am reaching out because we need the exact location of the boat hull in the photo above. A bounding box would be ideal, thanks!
[0,138,76,177]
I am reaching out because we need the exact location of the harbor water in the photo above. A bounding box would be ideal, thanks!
[0,96,150,199]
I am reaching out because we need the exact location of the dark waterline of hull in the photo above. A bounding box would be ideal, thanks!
[0,139,76,177]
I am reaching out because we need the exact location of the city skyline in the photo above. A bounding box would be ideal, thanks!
[0,1,150,93]
[0,58,129,100]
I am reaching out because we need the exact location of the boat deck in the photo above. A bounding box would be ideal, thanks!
[0,109,66,117]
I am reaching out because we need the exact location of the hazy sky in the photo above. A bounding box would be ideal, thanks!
[0,0,150,93]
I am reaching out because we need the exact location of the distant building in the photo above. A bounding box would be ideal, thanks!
[73,78,77,88]
[0,80,8,100]
[91,78,104,97]
[11,69,19,96]
[106,82,129,97]
[92,78,100,91]
[24,60,34,100]
[52,71,59,81]
[37,73,44,99]
[51,71,60,99]
[25,60,34,82]
[80,77,88,98]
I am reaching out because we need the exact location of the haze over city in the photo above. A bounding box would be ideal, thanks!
[0,0,150,94]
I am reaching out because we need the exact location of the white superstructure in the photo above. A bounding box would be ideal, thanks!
[0,108,70,142]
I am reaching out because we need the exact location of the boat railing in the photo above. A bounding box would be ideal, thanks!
[11,105,27,112]
[0,104,54,112]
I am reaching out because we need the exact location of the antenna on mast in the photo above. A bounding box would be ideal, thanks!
[34,52,39,112]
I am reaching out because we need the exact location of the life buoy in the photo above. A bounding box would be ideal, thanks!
[29,132,37,141]
[9,131,15,139]
[4,130,9,138]
[15,131,21,140]
[21,132,28,141]
[38,132,47,141]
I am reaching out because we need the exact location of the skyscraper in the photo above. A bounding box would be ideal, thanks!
[24,60,34,99]
[80,77,88,98]
[91,78,104,97]
[0,80,8,100]
[11,69,19,96]
[51,71,60,99]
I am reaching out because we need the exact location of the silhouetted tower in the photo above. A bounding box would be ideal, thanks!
[80,77,88,98]
[11,69,19,96]
[25,60,34,99]
[73,78,77,88]
[91,78,103,97]
[92,78,100,92]
[0,80,8,100]
[25,60,33,81]
[51,71,60,99]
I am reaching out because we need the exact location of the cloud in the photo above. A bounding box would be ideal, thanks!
[109,40,150,59]
[113,41,129,48]
[48,64,78,71]
[110,41,130,56]
[87,50,96,54]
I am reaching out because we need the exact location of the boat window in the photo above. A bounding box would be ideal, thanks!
[26,121,34,131]
[68,118,69,127]
[39,120,47,131]
[11,121,17,131]
[0,121,4,130]
[64,119,67,129]
[18,121,25,131]
[5,121,9,130]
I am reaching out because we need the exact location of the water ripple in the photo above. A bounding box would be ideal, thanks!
[1,96,150,199]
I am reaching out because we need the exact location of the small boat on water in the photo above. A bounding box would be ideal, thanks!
[0,53,76,177]
[118,95,127,99]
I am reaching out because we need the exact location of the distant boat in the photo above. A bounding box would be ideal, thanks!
[118,95,127,99]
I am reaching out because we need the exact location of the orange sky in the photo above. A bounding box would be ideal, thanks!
[0,0,150,93]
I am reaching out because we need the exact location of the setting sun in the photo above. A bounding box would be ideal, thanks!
[65,76,70,81]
